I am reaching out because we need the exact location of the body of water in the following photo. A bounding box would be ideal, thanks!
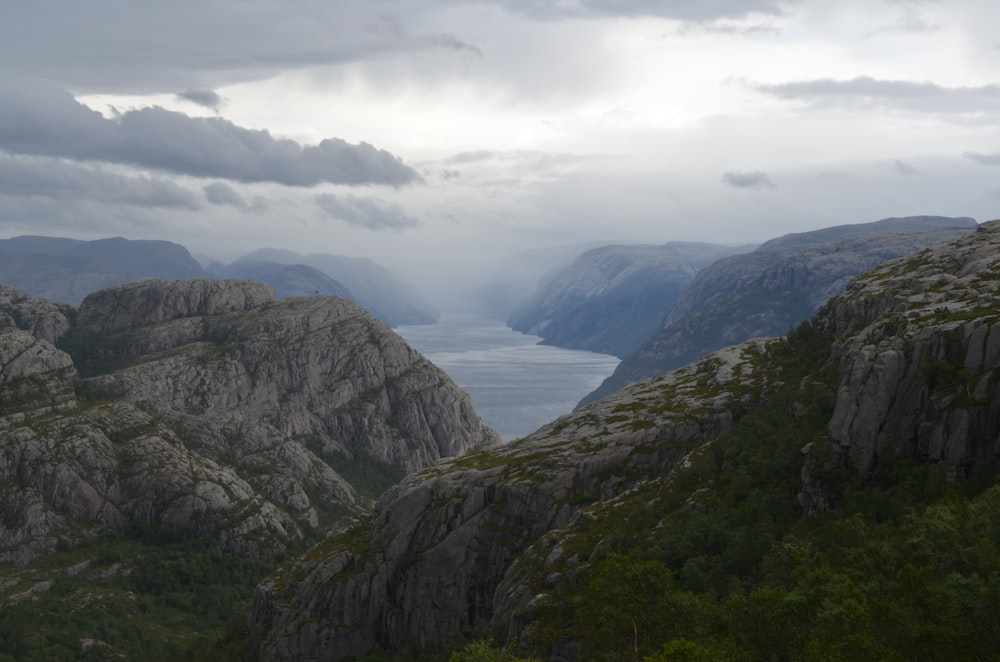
[396,314,620,442]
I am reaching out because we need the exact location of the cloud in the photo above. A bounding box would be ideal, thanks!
[0,79,420,187]
[203,181,252,209]
[177,89,223,111]
[496,0,784,21]
[964,152,1000,166]
[893,159,918,175]
[756,76,1000,118]
[0,154,202,209]
[315,193,419,231]
[722,170,775,188]
[0,2,484,93]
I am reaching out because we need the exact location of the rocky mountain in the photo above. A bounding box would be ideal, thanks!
[239,248,438,326]
[508,241,749,358]
[249,220,1000,661]
[0,235,204,305]
[581,215,978,405]
[0,278,498,568]
[206,259,354,300]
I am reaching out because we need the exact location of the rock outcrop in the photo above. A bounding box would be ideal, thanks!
[0,284,73,344]
[508,242,748,358]
[582,216,977,405]
[83,282,496,471]
[0,279,498,564]
[809,220,1000,487]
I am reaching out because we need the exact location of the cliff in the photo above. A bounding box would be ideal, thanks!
[251,338,772,659]
[250,219,1000,661]
[0,279,498,566]
[582,216,977,405]
[508,241,748,358]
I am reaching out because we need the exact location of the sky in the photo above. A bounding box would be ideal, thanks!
[1,0,999,309]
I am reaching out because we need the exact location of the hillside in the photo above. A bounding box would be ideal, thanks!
[508,241,748,358]
[251,220,1000,661]
[237,249,438,326]
[0,279,497,658]
[582,215,977,405]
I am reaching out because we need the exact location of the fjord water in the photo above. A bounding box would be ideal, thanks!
[396,314,620,442]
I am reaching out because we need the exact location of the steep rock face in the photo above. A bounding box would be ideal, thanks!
[812,220,1000,484]
[583,217,977,406]
[85,286,498,472]
[508,242,747,358]
[250,339,773,660]
[1,279,498,565]
[0,284,73,344]
[0,331,77,426]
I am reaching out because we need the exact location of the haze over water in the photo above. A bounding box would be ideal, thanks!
[397,314,620,442]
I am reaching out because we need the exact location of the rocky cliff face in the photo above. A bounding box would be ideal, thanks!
[508,242,747,358]
[802,220,1000,502]
[250,218,1000,661]
[0,284,73,344]
[0,279,498,565]
[582,216,977,406]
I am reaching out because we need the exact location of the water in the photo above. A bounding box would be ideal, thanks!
[396,314,620,442]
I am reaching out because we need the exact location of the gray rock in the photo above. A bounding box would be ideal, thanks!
[0,284,73,344]
[77,278,275,334]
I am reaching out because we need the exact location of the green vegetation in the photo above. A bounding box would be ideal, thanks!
[499,321,1000,661]
[305,443,406,502]
[0,523,287,661]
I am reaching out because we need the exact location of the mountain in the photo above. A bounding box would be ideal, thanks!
[468,242,608,320]
[239,248,438,326]
[0,278,498,565]
[580,215,978,405]
[206,259,354,300]
[249,219,1000,661]
[508,241,751,358]
[0,235,205,305]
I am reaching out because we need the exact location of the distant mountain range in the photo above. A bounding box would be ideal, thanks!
[0,235,437,327]
[578,215,978,405]
[508,241,751,358]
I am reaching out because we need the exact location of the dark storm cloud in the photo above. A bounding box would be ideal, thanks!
[722,170,775,188]
[964,152,1000,166]
[0,1,481,93]
[177,89,223,110]
[315,193,419,231]
[0,155,202,209]
[0,79,420,187]
[756,76,1000,116]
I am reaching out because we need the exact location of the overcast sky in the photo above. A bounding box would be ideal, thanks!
[1,0,999,308]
